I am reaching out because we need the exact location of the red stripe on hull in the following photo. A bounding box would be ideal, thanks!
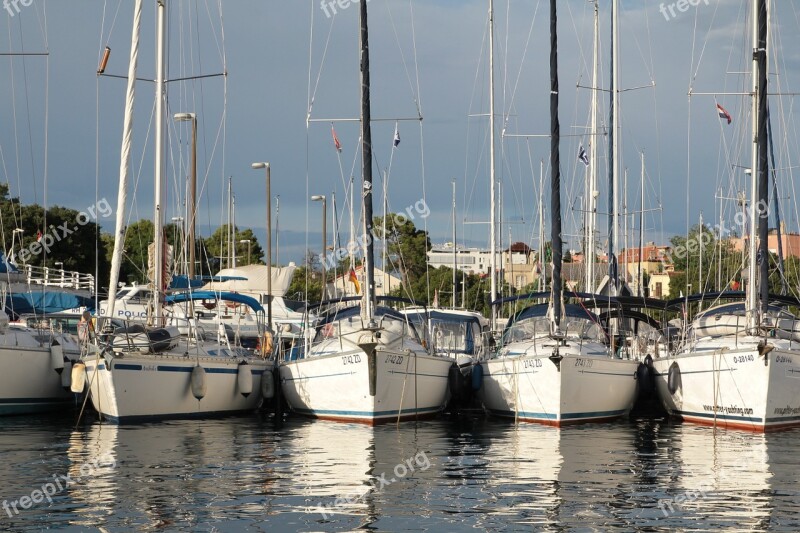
[297,411,441,426]
[514,414,624,427]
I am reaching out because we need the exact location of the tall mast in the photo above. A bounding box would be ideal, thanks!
[153,0,167,324]
[638,151,645,297]
[608,0,620,293]
[360,0,376,322]
[747,0,761,327]
[452,178,457,307]
[488,0,498,328]
[107,0,143,321]
[549,0,563,331]
[585,0,599,293]
[756,0,770,314]
[539,159,546,292]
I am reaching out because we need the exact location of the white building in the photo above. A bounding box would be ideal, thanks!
[427,243,494,276]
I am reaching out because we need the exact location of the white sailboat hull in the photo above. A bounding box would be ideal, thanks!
[280,344,452,424]
[0,328,83,415]
[84,352,272,423]
[653,338,800,432]
[0,345,77,415]
[480,352,640,426]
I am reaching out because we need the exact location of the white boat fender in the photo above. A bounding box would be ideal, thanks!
[667,362,681,395]
[191,365,207,400]
[51,341,65,374]
[70,362,86,394]
[61,360,73,391]
[261,366,275,399]
[237,361,253,398]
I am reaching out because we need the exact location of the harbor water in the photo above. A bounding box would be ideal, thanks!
[1,411,799,531]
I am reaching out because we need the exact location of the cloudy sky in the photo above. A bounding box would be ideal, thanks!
[1,0,798,267]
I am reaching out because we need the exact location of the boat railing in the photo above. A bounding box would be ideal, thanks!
[22,264,95,291]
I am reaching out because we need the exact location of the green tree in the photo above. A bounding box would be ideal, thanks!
[373,214,430,288]
[0,184,110,290]
[202,224,265,270]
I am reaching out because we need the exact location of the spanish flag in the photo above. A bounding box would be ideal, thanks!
[348,268,361,295]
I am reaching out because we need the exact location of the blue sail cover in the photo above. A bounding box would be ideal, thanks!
[165,290,263,314]
[5,291,94,317]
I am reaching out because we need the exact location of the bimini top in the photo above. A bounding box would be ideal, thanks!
[506,303,600,330]
[404,309,488,328]
[164,291,263,314]
[317,305,409,327]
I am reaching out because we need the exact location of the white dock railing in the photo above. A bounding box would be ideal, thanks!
[22,265,95,291]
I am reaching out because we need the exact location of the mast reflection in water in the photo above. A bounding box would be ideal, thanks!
[0,414,798,530]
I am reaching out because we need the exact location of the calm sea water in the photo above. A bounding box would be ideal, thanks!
[0,409,799,532]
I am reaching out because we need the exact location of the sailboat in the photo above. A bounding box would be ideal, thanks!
[278,0,452,425]
[652,0,800,432]
[478,0,641,426]
[82,0,273,423]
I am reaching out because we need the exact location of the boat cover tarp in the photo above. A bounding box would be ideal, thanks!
[5,291,93,317]
[201,264,296,297]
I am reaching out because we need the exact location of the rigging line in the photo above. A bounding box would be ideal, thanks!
[408,0,423,119]
[304,0,317,302]
[17,14,40,208]
[105,0,123,50]
[463,12,489,242]
[384,1,419,116]
[7,17,24,217]
[306,3,337,126]
[642,0,666,248]
[688,0,727,89]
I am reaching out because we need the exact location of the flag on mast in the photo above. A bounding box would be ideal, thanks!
[331,125,342,152]
[393,123,400,148]
[348,267,361,295]
[716,103,732,125]
[578,145,589,167]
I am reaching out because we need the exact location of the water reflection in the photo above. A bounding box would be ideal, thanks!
[0,414,799,531]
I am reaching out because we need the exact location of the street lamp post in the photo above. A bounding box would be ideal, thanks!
[251,162,273,330]
[239,239,252,265]
[173,112,197,278]
[311,195,327,299]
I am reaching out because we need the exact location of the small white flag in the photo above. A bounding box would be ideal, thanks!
[393,123,401,148]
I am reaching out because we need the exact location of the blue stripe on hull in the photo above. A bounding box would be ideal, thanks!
[673,409,764,424]
[100,409,260,424]
[0,397,75,416]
